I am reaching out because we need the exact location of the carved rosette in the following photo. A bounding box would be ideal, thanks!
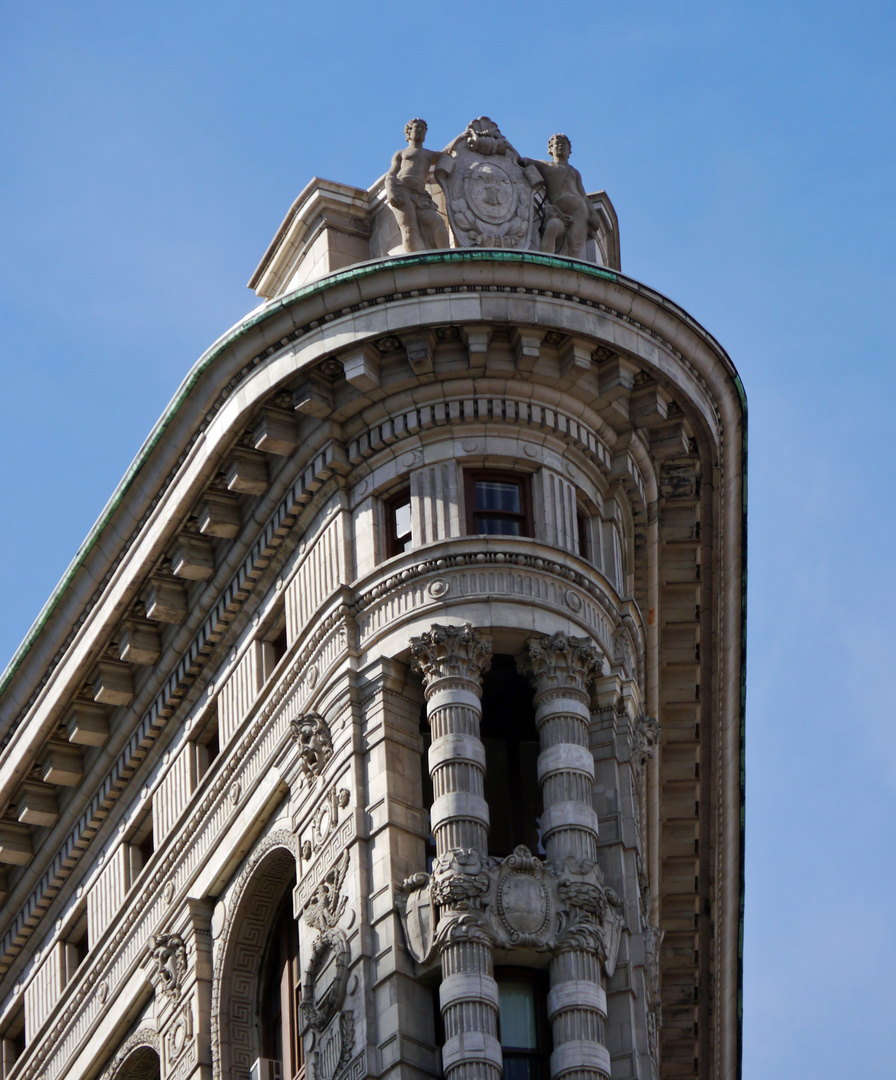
[410,623,492,694]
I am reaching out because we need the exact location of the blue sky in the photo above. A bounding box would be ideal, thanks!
[2,3,895,1075]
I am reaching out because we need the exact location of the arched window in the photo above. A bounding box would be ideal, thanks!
[213,838,302,1080]
[259,890,304,1080]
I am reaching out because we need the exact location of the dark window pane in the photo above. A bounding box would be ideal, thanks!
[504,1057,540,1080]
[475,480,521,514]
[475,516,522,535]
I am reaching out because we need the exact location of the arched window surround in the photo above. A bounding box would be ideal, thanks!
[211,830,300,1080]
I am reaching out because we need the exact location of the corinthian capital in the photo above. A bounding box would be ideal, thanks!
[518,632,602,695]
[410,623,492,690]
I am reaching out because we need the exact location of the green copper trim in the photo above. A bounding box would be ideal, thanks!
[0,251,727,706]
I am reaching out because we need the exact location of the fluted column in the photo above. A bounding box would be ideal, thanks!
[521,633,610,1080]
[410,624,501,1080]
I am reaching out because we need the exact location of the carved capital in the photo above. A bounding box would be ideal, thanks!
[410,624,492,692]
[518,632,602,697]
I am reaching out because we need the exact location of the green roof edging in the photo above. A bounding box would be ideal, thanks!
[0,250,737,712]
[0,246,748,1077]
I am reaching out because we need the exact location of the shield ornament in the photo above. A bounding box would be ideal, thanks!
[396,872,436,963]
[436,117,543,250]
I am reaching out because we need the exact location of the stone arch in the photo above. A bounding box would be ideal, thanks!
[101,1030,161,1080]
[211,829,300,1080]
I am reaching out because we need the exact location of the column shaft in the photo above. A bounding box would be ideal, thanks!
[411,624,501,1080]
[522,633,610,1080]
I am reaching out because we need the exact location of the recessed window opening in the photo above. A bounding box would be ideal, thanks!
[260,605,288,683]
[419,707,436,869]
[1,1002,26,1075]
[386,488,412,557]
[480,656,542,858]
[193,706,220,782]
[63,908,89,983]
[259,889,304,1080]
[465,471,532,537]
[496,969,551,1080]
[125,812,154,888]
[577,510,590,561]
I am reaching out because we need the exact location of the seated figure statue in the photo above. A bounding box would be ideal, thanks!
[519,133,599,260]
[385,118,450,252]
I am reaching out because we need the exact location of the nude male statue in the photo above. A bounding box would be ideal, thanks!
[519,133,599,260]
[385,118,450,252]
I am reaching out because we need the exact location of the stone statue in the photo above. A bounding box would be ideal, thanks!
[518,133,599,260]
[385,118,450,252]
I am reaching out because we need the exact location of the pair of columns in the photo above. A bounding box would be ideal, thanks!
[410,624,611,1080]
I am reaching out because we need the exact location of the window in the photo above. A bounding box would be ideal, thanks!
[577,510,590,561]
[480,656,542,858]
[260,607,288,683]
[259,891,304,1080]
[192,706,220,783]
[62,908,89,984]
[496,969,551,1080]
[465,472,532,537]
[385,488,412,557]
[125,812,154,888]
[1,1003,25,1078]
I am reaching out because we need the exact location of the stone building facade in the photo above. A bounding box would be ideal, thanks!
[0,119,745,1080]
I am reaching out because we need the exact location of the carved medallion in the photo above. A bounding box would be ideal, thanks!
[494,846,552,946]
[311,1011,355,1080]
[437,117,543,250]
[302,929,350,1031]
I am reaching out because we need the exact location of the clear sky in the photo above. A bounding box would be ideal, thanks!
[2,2,894,1075]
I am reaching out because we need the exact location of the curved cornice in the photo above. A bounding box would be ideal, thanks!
[1,250,744,712]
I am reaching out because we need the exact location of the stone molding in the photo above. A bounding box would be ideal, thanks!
[99,1029,161,1080]
[3,252,732,741]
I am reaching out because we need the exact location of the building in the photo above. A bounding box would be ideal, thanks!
[0,117,746,1080]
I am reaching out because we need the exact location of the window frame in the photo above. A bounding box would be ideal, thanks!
[463,470,533,539]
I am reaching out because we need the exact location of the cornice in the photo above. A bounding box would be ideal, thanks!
[1,251,742,713]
